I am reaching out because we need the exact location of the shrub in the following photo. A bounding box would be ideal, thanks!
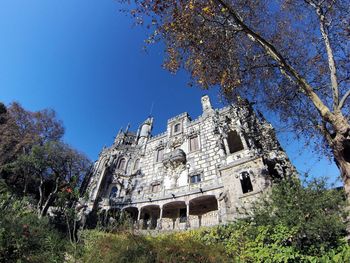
[0,180,67,263]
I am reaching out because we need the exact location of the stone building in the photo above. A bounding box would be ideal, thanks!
[83,96,295,230]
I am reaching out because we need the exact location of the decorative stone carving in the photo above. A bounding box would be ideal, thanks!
[169,136,184,149]
[162,149,186,168]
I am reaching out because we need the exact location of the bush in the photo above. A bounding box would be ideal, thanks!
[251,177,347,255]
[0,181,67,263]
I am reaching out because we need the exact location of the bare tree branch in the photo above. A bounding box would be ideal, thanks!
[339,90,350,110]
[216,0,333,120]
[305,0,340,110]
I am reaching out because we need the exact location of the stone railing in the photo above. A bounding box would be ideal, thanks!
[105,178,223,207]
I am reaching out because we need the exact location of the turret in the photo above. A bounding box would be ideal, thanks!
[201,95,214,115]
[137,117,153,145]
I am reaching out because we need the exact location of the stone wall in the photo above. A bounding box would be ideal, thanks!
[82,95,296,230]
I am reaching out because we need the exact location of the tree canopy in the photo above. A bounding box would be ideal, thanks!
[119,0,350,217]
[0,102,91,217]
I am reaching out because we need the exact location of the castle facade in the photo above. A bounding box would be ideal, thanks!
[84,96,295,230]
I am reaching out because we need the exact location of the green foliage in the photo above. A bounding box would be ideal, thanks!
[187,222,350,263]
[76,229,229,263]
[0,180,67,263]
[251,177,347,255]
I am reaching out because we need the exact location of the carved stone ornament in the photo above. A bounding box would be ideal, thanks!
[169,136,184,149]
[187,128,199,138]
[162,149,186,169]
[162,149,187,187]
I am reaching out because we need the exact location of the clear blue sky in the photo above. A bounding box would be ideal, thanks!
[0,0,340,184]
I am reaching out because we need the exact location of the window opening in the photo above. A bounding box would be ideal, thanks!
[174,123,181,133]
[118,158,126,169]
[109,186,118,198]
[227,131,244,153]
[240,172,253,194]
[152,183,161,193]
[134,159,140,170]
[190,174,202,184]
[189,136,199,152]
[156,148,164,162]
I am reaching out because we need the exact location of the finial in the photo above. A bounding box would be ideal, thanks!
[125,123,130,133]
[149,101,154,117]
[118,127,123,136]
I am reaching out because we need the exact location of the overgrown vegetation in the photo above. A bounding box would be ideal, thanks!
[1,100,349,262]
[0,180,67,263]
[74,178,350,263]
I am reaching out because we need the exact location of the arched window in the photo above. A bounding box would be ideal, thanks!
[134,159,140,170]
[240,172,253,194]
[174,123,181,133]
[109,186,118,198]
[118,158,126,169]
[227,131,244,154]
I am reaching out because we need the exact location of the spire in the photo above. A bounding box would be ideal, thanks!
[117,127,123,136]
[125,123,130,133]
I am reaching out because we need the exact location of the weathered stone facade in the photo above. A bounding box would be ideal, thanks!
[83,96,295,230]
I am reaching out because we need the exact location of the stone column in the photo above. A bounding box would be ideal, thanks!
[158,205,163,230]
[137,208,142,229]
[185,202,190,229]
[198,215,202,227]
[217,198,222,224]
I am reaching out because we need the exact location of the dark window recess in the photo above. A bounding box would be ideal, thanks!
[109,186,118,198]
[240,172,253,194]
[179,208,187,223]
[227,131,244,153]
[174,123,181,133]
[144,213,150,221]
[190,174,202,184]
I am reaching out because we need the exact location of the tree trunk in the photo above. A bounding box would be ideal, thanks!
[37,176,44,217]
[39,177,59,218]
[330,113,350,238]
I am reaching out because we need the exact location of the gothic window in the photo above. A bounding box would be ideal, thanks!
[190,174,202,184]
[117,158,126,169]
[240,171,253,194]
[134,159,140,170]
[189,136,199,152]
[109,186,118,198]
[174,123,181,133]
[227,131,244,154]
[156,148,164,162]
[152,183,161,193]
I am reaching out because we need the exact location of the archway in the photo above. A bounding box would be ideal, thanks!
[122,206,139,223]
[189,195,218,228]
[140,205,160,230]
[162,201,187,230]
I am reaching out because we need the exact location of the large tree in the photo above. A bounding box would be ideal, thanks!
[0,102,64,167]
[0,103,91,218]
[120,0,350,200]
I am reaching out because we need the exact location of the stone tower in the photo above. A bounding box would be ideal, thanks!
[82,96,296,230]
